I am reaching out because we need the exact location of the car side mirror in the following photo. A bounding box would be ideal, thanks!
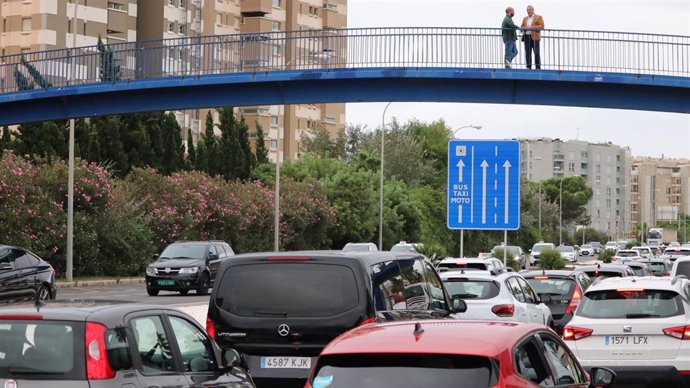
[528,249,532,253]
[538,293,552,304]
[221,348,242,370]
[589,367,616,388]
[209,253,219,261]
[0,263,12,271]
[450,297,467,313]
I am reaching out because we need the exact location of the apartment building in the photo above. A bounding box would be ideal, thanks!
[631,157,690,230]
[137,0,348,162]
[521,138,633,238]
[0,0,137,56]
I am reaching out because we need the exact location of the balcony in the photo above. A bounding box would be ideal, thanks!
[323,8,346,28]
[553,154,564,162]
[241,16,274,33]
[241,0,273,17]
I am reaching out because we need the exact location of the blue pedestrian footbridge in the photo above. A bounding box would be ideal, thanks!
[0,27,688,125]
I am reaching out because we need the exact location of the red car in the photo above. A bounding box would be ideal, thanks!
[305,320,615,388]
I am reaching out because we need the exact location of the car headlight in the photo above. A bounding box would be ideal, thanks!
[146,267,157,275]
[179,267,199,274]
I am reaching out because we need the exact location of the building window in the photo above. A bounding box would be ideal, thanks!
[178,24,186,34]
[21,18,31,32]
[168,22,174,32]
[169,0,176,6]
[270,116,279,126]
[273,0,280,7]
[272,22,280,31]
[180,0,186,7]
[581,151,588,159]
[271,140,278,149]
[568,163,575,172]
[107,2,124,10]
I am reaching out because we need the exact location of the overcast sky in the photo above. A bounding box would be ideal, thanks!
[345,0,690,158]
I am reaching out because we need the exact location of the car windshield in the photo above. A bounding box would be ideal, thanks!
[532,245,551,253]
[616,251,638,257]
[159,244,207,259]
[0,321,84,380]
[581,245,592,249]
[664,250,690,256]
[557,246,574,253]
[579,289,682,319]
[312,354,496,388]
[526,278,575,297]
[493,246,519,255]
[582,270,624,279]
[606,242,616,247]
[437,262,488,271]
[442,279,500,300]
[629,266,648,276]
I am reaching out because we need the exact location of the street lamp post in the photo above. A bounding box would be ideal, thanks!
[451,125,482,258]
[379,102,392,251]
[273,52,335,252]
[66,2,79,282]
[559,177,564,245]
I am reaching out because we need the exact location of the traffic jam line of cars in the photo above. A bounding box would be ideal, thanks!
[6,240,690,387]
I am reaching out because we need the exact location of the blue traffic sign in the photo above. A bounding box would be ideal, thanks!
[447,140,521,230]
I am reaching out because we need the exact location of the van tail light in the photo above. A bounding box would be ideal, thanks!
[359,316,376,326]
[565,286,582,315]
[491,304,514,317]
[662,325,690,340]
[0,314,43,320]
[562,326,593,341]
[85,322,115,380]
[660,273,671,277]
[206,317,216,340]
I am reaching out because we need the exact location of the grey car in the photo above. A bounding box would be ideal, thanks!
[0,301,254,388]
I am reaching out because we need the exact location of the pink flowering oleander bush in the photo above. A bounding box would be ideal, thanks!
[279,178,336,250]
[0,151,64,261]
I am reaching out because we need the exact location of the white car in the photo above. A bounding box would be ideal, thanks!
[436,257,508,274]
[390,241,423,253]
[661,247,690,262]
[558,245,577,262]
[342,242,378,252]
[631,246,653,259]
[671,257,690,278]
[441,271,552,326]
[579,244,594,256]
[612,249,643,264]
[564,276,690,385]
[604,241,618,252]
[530,242,556,265]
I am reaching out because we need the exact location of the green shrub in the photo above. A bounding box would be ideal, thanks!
[492,248,521,272]
[599,249,615,263]
[538,248,566,270]
[415,242,448,264]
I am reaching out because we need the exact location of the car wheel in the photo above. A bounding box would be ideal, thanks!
[179,289,189,296]
[37,284,50,301]
[196,273,209,295]
[147,288,160,296]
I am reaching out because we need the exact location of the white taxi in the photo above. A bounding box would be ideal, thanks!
[564,276,690,386]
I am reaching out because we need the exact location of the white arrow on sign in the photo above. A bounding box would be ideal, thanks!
[503,160,511,224]
[456,160,465,182]
[481,160,488,224]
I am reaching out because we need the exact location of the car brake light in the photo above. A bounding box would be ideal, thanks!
[491,304,514,317]
[267,257,311,261]
[663,326,690,340]
[617,288,644,292]
[0,314,43,320]
[660,273,671,277]
[565,286,582,315]
[206,317,216,340]
[562,326,593,341]
[85,322,115,380]
[534,276,549,280]
[359,316,376,326]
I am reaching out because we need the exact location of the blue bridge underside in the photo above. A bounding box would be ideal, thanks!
[0,68,688,125]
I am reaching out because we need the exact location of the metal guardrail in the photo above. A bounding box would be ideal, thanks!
[0,27,688,94]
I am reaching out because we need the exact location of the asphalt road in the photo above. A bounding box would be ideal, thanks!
[57,283,211,306]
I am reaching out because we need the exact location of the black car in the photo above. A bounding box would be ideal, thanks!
[146,240,235,296]
[206,251,465,387]
[0,245,57,303]
[638,258,672,276]
[522,270,593,334]
[0,301,254,388]
[625,262,654,277]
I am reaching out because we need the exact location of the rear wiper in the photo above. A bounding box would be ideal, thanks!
[626,313,661,318]
[9,366,64,375]
[253,310,288,317]
[171,256,197,260]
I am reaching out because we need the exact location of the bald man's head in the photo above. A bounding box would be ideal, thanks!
[506,7,515,16]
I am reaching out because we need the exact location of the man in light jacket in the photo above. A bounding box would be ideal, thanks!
[521,5,545,69]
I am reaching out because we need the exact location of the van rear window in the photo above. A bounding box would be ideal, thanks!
[0,321,85,380]
[217,263,359,318]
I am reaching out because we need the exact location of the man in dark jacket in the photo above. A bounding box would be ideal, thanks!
[502,7,520,69]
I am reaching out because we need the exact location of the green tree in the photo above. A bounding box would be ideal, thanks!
[93,115,128,174]
[186,128,196,168]
[300,123,343,159]
[142,112,165,170]
[238,116,255,178]
[344,124,365,161]
[16,121,67,162]
[119,113,153,172]
[97,36,121,82]
[204,111,218,176]
[195,138,208,172]
[159,112,183,174]
[217,107,242,180]
[254,122,269,165]
[542,176,593,225]
[0,126,13,152]
[85,127,102,163]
